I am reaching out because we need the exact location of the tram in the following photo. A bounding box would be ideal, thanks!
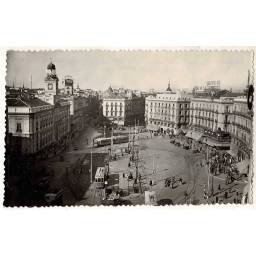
[95,167,108,188]
[93,135,129,147]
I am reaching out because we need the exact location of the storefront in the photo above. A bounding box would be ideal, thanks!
[185,130,204,141]
[201,137,230,150]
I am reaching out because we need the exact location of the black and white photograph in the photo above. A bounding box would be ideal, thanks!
[4,50,254,206]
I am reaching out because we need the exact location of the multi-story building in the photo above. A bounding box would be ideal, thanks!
[53,99,71,145]
[7,96,54,155]
[61,95,89,136]
[230,96,253,160]
[188,90,247,149]
[145,83,190,133]
[189,97,234,133]
[102,86,145,126]
[37,62,90,138]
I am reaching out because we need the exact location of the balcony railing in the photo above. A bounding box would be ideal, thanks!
[232,122,251,133]
[233,110,253,119]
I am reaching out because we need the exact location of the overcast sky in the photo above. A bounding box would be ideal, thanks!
[6,50,253,91]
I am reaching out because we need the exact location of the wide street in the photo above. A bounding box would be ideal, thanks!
[108,134,208,205]
[41,126,247,206]
[98,132,247,205]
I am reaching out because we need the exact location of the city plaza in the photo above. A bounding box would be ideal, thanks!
[5,61,253,206]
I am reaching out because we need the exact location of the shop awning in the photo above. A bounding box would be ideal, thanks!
[226,150,238,159]
[236,160,250,174]
[185,130,203,141]
[201,137,230,149]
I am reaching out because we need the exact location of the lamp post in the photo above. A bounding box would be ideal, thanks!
[206,138,210,201]
[90,146,93,184]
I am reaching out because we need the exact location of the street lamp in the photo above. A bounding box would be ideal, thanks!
[90,146,93,184]
[103,125,106,138]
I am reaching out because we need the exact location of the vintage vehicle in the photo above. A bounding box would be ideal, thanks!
[93,135,129,147]
[170,138,175,144]
[174,141,181,146]
[95,167,108,189]
[165,176,183,188]
[183,144,189,150]
[44,189,63,205]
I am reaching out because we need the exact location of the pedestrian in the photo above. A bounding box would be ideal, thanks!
[184,192,188,202]
[216,196,219,203]
[218,184,221,191]
[224,191,228,199]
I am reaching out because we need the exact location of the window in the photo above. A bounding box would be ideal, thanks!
[16,123,22,132]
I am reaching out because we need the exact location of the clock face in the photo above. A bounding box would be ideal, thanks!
[48,83,53,90]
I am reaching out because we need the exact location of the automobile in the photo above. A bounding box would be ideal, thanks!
[183,145,189,150]
[170,138,175,144]
[192,149,199,153]
[113,198,133,206]
[157,199,174,206]
[44,190,63,205]
[174,141,181,146]
[118,126,126,131]
[73,146,78,150]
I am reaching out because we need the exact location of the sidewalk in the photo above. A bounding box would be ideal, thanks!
[78,183,105,206]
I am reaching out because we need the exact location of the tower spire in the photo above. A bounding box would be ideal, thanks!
[166,80,172,92]
[248,70,250,86]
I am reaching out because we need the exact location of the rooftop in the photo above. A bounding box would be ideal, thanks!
[7,97,51,108]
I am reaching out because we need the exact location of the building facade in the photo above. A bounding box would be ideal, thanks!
[189,97,234,133]
[7,97,54,155]
[61,95,89,136]
[37,62,90,138]
[145,84,190,133]
[102,86,145,126]
[53,100,71,145]
[230,96,253,160]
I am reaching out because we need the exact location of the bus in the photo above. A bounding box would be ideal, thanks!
[93,135,129,147]
[95,167,108,189]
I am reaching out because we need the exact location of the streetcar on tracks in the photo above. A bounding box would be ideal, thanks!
[93,135,129,147]
[95,167,108,189]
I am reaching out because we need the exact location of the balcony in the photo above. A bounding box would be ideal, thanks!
[233,110,253,119]
[232,122,251,133]
[204,130,231,143]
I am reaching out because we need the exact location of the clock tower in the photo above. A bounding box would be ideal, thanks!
[44,62,59,95]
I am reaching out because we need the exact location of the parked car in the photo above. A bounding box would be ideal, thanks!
[170,138,175,144]
[174,141,181,146]
[118,126,126,131]
[183,145,189,150]
[44,190,63,205]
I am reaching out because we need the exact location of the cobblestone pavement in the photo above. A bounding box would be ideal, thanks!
[108,135,247,205]
[42,128,247,206]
